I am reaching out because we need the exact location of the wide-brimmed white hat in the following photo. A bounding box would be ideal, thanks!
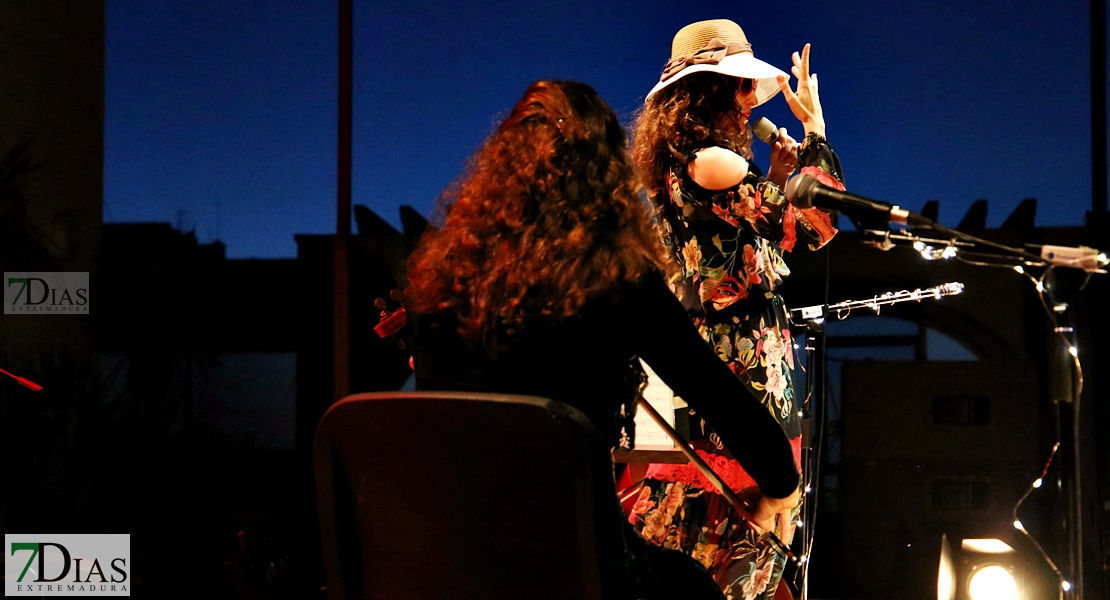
[647,19,787,106]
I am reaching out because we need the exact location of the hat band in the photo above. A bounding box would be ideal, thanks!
[659,37,753,83]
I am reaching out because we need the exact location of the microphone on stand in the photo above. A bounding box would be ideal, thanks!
[785,173,934,228]
[1037,244,1108,271]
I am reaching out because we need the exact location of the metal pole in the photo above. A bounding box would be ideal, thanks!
[1090,0,1107,218]
[1073,3,1108,596]
[333,0,352,401]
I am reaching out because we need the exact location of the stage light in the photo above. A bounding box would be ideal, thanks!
[967,563,1018,600]
[962,539,1015,554]
[938,534,957,600]
[961,539,1019,600]
[936,535,1054,600]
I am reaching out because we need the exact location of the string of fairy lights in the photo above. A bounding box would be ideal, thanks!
[894,225,1106,598]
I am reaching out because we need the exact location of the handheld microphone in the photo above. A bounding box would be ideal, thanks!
[753,117,802,170]
[752,117,780,146]
[785,173,933,227]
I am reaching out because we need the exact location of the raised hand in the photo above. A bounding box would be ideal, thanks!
[776,43,825,138]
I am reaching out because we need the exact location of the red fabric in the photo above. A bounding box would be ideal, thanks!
[800,165,845,191]
[797,206,837,246]
[642,436,803,495]
[616,466,639,513]
[779,204,798,252]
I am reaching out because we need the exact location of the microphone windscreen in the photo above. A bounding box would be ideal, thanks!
[752,117,779,147]
[785,173,817,208]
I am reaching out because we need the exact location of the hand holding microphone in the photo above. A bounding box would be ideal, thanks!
[753,116,799,188]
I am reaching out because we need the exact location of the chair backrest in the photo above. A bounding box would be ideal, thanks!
[313,391,628,600]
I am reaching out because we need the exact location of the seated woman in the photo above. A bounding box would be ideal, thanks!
[403,80,799,599]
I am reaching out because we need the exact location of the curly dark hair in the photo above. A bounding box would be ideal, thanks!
[630,72,754,194]
[404,80,674,344]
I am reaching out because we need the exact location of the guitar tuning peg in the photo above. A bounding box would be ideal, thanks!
[374,297,388,311]
[389,288,404,302]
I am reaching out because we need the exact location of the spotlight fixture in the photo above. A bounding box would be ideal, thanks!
[937,534,1054,600]
[966,563,1018,600]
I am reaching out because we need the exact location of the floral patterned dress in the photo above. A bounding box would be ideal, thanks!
[627,133,843,600]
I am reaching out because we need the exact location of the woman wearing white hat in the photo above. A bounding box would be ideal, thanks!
[626,18,846,600]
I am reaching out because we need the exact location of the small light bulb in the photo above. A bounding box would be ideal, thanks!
[1036,281,1045,292]
[912,241,926,251]
[1069,346,1078,357]
[804,485,812,493]
[797,520,804,528]
[1014,265,1025,274]
[1062,580,1072,592]
[1013,520,1025,531]
[942,246,957,259]
[1033,478,1043,488]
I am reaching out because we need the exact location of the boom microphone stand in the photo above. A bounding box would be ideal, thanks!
[787,282,966,599]
[857,222,1107,600]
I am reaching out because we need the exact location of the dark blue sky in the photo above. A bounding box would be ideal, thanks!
[104,0,1106,259]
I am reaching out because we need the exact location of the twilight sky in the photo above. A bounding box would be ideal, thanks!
[103,0,1107,259]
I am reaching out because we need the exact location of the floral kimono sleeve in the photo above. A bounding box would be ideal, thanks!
[701,134,843,252]
[792,133,845,251]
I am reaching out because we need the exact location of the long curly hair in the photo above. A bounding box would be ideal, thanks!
[630,72,754,194]
[405,80,674,345]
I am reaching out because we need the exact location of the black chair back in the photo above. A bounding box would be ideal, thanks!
[314,391,628,600]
